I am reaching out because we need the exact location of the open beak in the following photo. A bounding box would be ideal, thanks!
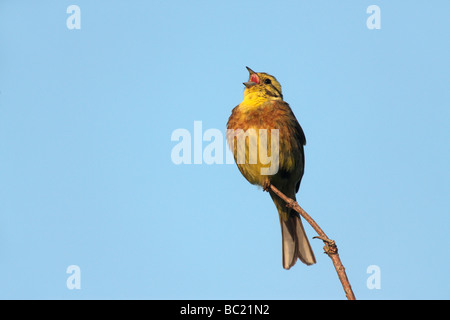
[243,66,259,88]
[243,81,257,88]
[246,66,256,75]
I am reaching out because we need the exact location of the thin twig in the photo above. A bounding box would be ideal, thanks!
[269,184,356,300]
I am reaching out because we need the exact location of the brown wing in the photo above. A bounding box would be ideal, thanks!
[269,101,306,194]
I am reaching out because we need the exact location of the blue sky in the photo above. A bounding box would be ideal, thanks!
[0,1,449,299]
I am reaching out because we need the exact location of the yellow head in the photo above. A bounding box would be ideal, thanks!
[243,66,283,101]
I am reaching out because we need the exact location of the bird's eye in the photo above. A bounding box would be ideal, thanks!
[264,78,272,84]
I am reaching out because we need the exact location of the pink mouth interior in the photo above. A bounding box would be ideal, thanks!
[250,74,260,84]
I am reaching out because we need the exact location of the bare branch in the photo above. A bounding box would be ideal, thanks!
[269,184,356,300]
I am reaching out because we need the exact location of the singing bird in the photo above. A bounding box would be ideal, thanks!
[227,67,316,269]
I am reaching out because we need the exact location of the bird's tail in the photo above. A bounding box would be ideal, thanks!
[271,193,316,269]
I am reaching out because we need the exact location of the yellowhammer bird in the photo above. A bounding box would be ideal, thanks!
[227,67,316,269]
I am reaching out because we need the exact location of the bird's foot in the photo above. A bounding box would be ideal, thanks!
[262,179,271,192]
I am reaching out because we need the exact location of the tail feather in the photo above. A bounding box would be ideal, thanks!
[279,212,316,269]
[271,192,316,269]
